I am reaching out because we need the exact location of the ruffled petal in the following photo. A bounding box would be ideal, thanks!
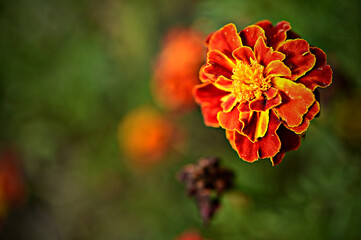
[240,110,269,142]
[193,83,228,127]
[287,101,320,134]
[270,125,301,166]
[203,64,232,81]
[278,39,316,80]
[249,93,282,112]
[272,77,315,127]
[254,37,285,67]
[265,60,291,78]
[203,50,236,81]
[218,106,243,133]
[232,46,256,65]
[233,132,259,162]
[207,23,243,59]
[193,82,227,104]
[233,110,281,162]
[255,20,291,50]
[199,65,211,82]
[239,25,266,49]
[264,87,278,99]
[238,101,251,112]
[220,94,237,112]
[297,47,332,91]
[257,110,282,159]
[214,76,233,92]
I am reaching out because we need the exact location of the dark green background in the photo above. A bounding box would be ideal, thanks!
[1,0,360,239]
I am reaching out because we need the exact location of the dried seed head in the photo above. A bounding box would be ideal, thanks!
[177,157,234,224]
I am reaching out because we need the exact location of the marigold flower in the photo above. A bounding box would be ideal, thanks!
[119,106,178,168]
[193,20,332,165]
[152,28,204,111]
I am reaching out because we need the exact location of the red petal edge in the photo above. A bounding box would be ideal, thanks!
[297,47,332,91]
[203,50,236,81]
[273,77,315,127]
[232,46,256,65]
[254,37,285,67]
[256,20,291,50]
[218,106,243,133]
[287,101,320,134]
[278,39,316,80]
[231,110,282,162]
[207,23,243,59]
[239,25,266,49]
[249,94,282,112]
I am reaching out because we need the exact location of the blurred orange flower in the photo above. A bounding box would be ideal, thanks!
[0,150,26,224]
[152,28,204,112]
[175,230,208,240]
[119,106,178,168]
[193,20,332,165]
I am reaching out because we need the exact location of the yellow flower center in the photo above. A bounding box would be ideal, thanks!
[231,59,270,102]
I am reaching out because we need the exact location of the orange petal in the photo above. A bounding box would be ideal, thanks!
[207,50,236,70]
[208,23,243,59]
[240,110,270,142]
[199,65,211,82]
[193,83,228,127]
[214,76,233,92]
[232,46,256,65]
[233,110,281,162]
[264,87,278,99]
[278,39,316,80]
[221,94,237,112]
[225,130,237,150]
[265,60,291,78]
[254,37,285,67]
[270,125,301,166]
[257,110,282,159]
[273,77,315,127]
[255,20,291,50]
[297,47,332,91]
[233,132,259,162]
[203,63,233,81]
[203,50,236,81]
[239,25,266,48]
[193,82,227,104]
[249,94,282,112]
[218,106,243,133]
[287,101,320,134]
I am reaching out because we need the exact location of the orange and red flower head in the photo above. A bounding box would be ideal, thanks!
[193,20,332,165]
[153,28,204,111]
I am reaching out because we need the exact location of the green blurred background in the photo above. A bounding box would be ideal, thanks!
[1,0,361,239]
